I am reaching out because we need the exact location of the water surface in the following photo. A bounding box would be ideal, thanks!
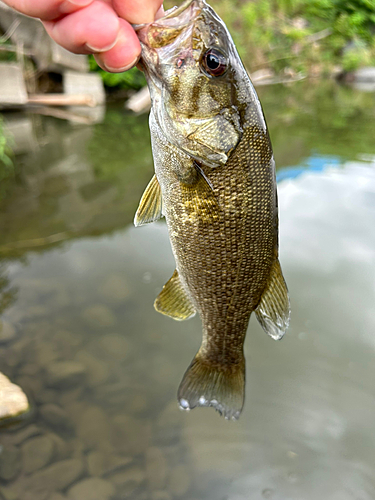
[0,81,375,500]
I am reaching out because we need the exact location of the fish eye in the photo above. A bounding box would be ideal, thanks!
[201,48,228,77]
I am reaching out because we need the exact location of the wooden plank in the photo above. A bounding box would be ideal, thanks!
[28,94,96,107]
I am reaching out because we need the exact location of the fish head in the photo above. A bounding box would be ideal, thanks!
[136,0,264,168]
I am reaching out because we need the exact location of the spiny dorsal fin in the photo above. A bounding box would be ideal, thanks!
[154,269,196,321]
[178,351,245,420]
[255,258,290,340]
[134,175,163,227]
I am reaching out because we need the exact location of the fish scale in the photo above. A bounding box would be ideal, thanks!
[134,0,290,419]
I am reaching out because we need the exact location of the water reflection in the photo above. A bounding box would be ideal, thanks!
[0,83,375,499]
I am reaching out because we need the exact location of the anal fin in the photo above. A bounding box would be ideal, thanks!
[134,175,163,227]
[255,258,290,340]
[154,269,196,321]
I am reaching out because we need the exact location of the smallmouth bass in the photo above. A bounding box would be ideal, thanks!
[134,0,290,419]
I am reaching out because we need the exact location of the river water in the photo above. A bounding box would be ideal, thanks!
[0,80,375,500]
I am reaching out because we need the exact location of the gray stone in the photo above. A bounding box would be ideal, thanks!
[22,435,56,474]
[87,450,132,477]
[353,67,375,83]
[168,465,191,497]
[24,458,85,494]
[74,351,110,387]
[45,361,86,388]
[7,424,43,445]
[0,63,28,107]
[39,404,74,434]
[49,433,71,460]
[98,275,130,302]
[81,305,116,328]
[0,445,21,481]
[145,447,168,490]
[0,320,16,344]
[67,477,115,500]
[111,415,151,454]
[110,466,145,497]
[48,494,67,500]
[99,333,129,359]
[63,71,105,105]
[76,406,112,451]
[152,492,172,500]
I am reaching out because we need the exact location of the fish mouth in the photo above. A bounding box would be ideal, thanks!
[134,0,203,50]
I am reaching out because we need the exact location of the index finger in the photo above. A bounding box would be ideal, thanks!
[3,0,95,21]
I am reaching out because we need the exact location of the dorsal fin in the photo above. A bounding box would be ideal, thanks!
[154,269,196,321]
[255,258,290,340]
[134,175,163,227]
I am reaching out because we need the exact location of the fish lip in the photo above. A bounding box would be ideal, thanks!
[133,0,198,33]
[134,0,203,50]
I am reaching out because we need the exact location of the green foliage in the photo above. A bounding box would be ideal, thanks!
[0,114,15,201]
[89,55,146,90]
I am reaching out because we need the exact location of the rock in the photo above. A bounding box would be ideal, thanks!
[81,305,116,328]
[151,492,172,500]
[109,466,145,496]
[8,424,43,445]
[98,275,130,302]
[0,372,30,422]
[74,351,110,386]
[39,404,74,434]
[353,67,375,83]
[99,333,129,359]
[111,415,151,455]
[48,494,67,500]
[87,450,132,477]
[22,435,56,474]
[49,433,71,460]
[76,406,112,451]
[0,320,17,344]
[145,447,168,490]
[0,445,21,481]
[24,459,85,495]
[168,465,191,497]
[67,477,115,500]
[45,361,86,389]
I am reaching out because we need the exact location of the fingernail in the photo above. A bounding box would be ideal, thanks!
[68,0,92,5]
[85,38,118,53]
[104,56,140,73]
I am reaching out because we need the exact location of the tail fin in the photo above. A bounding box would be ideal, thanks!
[177,352,245,420]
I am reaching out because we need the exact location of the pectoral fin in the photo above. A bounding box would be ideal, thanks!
[154,269,196,321]
[255,258,290,340]
[134,175,163,227]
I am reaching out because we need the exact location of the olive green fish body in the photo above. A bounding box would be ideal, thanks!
[135,0,290,419]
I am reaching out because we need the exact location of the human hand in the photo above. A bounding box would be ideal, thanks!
[2,0,164,72]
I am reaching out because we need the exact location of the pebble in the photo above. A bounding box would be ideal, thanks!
[151,492,172,500]
[48,494,67,500]
[99,333,129,359]
[39,404,74,434]
[99,275,130,302]
[76,406,112,451]
[6,424,43,445]
[87,450,132,477]
[45,361,86,389]
[111,415,151,455]
[145,447,168,490]
[0,320,17,344]
[0,445,21,481]
[67,477,115,500]
[168,465,191,497]
[0,372,30,422]
[81,305,116,328]
[74,351,110,386]
[22,435,56,475]
[109,466,145,496]
[24,458,85,495]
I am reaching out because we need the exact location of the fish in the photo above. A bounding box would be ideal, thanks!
[134,0,290,420]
